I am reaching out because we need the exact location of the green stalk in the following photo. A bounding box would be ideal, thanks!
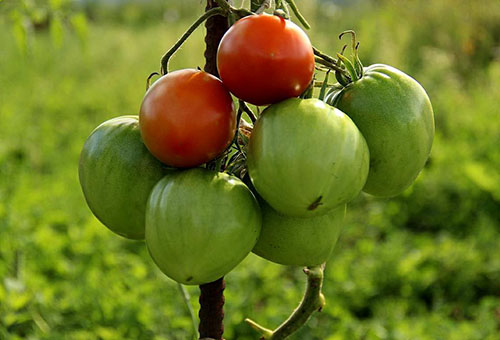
[286,0,311,29]
[160,7,226,74]
[245,265,326,339]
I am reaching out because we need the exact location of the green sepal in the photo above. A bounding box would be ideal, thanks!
[337,53,358,82]
[318,71,330,101]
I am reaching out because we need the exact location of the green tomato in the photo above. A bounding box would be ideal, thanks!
[247,98,369,217]
[325,64,435,197]
[79,116,170,240]
[146,168,261,285]
[253,200,345,267]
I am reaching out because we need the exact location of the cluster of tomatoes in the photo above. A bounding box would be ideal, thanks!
[79,13,434,286]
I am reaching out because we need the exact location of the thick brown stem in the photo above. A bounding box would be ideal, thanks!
[204,0,229,77]
[199,278,226,339]
[198,2,229,340]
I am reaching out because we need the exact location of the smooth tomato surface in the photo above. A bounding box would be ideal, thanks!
[253,201,346,267]
[146,168,261,285]
[79,116,171,240]
[325,64,435,197]
[247,98,369,217]
[217,14,315,106]
[140,69,236,168]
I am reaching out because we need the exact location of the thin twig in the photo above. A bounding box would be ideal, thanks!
[285,0,310,29]
[239,100,257,123]
[256,0,272,13]
[160,7,226,74]
[314,57,346,74]
[313,46,338,65]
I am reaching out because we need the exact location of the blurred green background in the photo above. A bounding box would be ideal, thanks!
[1,0,500,339]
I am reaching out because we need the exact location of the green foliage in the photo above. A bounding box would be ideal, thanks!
[0,0,88,51]
[1,0,500,339]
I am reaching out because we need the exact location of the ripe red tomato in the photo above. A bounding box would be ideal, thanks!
[139,69,236,168]
[217,14,315,106]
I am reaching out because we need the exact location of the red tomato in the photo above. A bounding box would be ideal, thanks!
[139,69,236,168]
[217,14,315,106]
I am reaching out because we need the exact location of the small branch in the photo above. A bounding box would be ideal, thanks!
[245,265,326,340]
[160,7,226,74]
[314,57,346,74]
[177,283,198,340]
[146,72,160,91]
[256,0,272,14]
[239,100,257,123]
[213,0,232,12]
[313,46,338,65]
[285,0,310,29]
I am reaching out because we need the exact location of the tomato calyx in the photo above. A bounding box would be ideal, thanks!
[312,30,366,94]
[206,100,257,179]
[332,30,365,87]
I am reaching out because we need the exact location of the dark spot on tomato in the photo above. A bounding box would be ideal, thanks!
[308,196,323,210]
[186,276,193,282]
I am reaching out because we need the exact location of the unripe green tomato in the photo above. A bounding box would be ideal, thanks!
[78,116,171,240]
[253,201,346,267]
[247,98,369,217]
[146,168,261,285]
[325,64,435,197]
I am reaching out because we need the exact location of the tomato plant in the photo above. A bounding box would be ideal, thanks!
[79,116,171,240]
[217,13,315,106]
[326,64,435,197]
[77,2,436,338]
[247,98,369,217]
[145,168,261,285]
[139,69,236,168]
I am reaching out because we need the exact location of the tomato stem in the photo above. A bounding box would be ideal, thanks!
[255,0,271,14]
[312,46,337,64]
[198,278,226,340]
[245,264,326,339]
[239,100,257,123]
[215,0,254,19]
[145,72,159,91]
[274,0,290,19]
[285,0,311,29]
[314,56,346,74]
[160,7,226,74]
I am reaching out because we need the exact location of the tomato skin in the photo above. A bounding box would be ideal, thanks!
[247,98,369,217]
[325,64,435,197]
[79,116,171,240]
[140,69,236,168]
[217,14,315,106]
[146,168,261,285]
[253,202,345,266]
